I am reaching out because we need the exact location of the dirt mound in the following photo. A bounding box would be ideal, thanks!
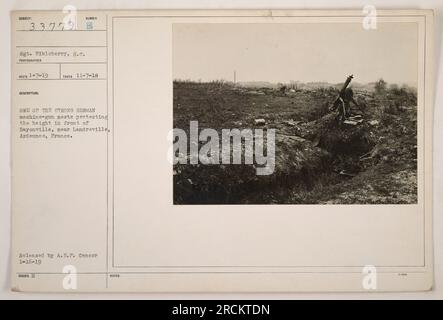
[297,113,375,155]
[173,133,330,204]
[282,94,418,204]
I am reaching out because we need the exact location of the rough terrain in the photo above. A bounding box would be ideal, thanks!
[173,81,417,204]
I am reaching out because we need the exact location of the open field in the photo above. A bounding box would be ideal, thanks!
[173,81,417,204]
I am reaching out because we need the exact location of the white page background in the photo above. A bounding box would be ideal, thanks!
[0,0,442,299]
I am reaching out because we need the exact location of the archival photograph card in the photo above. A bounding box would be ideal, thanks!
[11,9,434,292]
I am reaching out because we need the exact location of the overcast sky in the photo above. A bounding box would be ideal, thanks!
[173,22,418,85]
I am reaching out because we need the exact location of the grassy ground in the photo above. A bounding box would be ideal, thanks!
[173,81,417,204]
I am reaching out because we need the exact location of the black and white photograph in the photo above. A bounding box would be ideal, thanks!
[4,6,438,296]
[173,23,418,204]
